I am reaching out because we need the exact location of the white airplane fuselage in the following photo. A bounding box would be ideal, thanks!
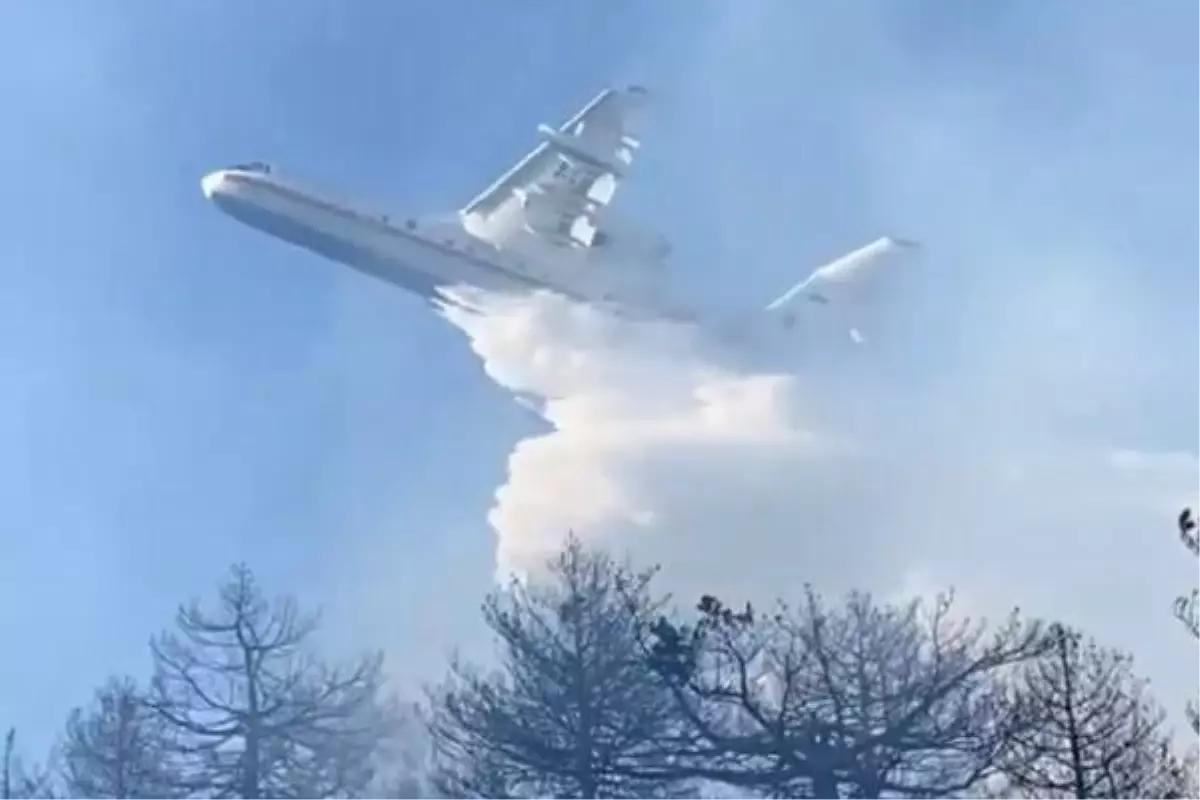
[201,165,655,317]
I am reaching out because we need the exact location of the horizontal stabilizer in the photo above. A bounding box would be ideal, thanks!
[765,236,917,313]
[762,236,918,341]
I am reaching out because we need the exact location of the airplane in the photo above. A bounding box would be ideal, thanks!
[201,85,915,346]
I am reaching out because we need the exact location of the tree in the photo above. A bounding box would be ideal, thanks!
[1170,509,1199,799]
[60,676,182,798]
[145,563,399,798]
[1,731,11,800]
[1176,513,1200,738]
[998,624,1188,798]
[425,536,693,798]
[644,588,1049,798]
[1170,750,1200,799]
[2,728,55,799]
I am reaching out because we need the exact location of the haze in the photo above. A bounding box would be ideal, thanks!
[1,0,1195,756]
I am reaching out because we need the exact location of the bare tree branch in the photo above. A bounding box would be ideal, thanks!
[643,587,1049,798]
[425,536,696,798]
[61,676,183,798]
[997,624,1190,798]
[144,563,401,798]
[3,728,56,799]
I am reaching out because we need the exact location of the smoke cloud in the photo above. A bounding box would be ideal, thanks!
[439,288,863,581]
[441,287,1194,602]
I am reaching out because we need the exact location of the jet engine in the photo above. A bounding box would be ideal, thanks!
[520,190,574,241]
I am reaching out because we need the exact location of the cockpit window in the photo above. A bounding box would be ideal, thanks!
[230,162,271,173]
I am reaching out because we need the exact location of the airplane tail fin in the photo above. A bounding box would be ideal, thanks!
[762,235,918,343]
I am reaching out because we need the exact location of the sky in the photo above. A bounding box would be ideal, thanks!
[1,0,1197,760]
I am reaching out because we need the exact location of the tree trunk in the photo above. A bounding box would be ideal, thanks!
[3,729,11,800]
[242,647,261,799]
[1057,630,1088,799]
[812,769,839,799]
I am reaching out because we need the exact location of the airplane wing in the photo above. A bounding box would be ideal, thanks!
[459,86,651,247]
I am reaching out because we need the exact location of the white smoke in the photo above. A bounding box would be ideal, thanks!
[432,284,964,597]
[440,285,1193,586]
[439,287,865,582]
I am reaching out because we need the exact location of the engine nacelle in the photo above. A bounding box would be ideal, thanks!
[520,190,597,248]
[518,191,671,268]
[520,191,568,239]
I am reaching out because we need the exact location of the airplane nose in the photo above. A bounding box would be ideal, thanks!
[200,170,228,199]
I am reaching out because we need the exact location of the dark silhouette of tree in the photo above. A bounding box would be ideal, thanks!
[643,588,1049,798]
[425,536,693,798]
[998,624,1188,798]
[2,728,55,799]
[60,676,182,798]
[145,563,399,798]
[1175,509,1198,735]
[3,734,11,800]
[1173,753,1199,800]
[429,741,517,799]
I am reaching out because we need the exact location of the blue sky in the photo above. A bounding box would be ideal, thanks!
[1,0,1196,757]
